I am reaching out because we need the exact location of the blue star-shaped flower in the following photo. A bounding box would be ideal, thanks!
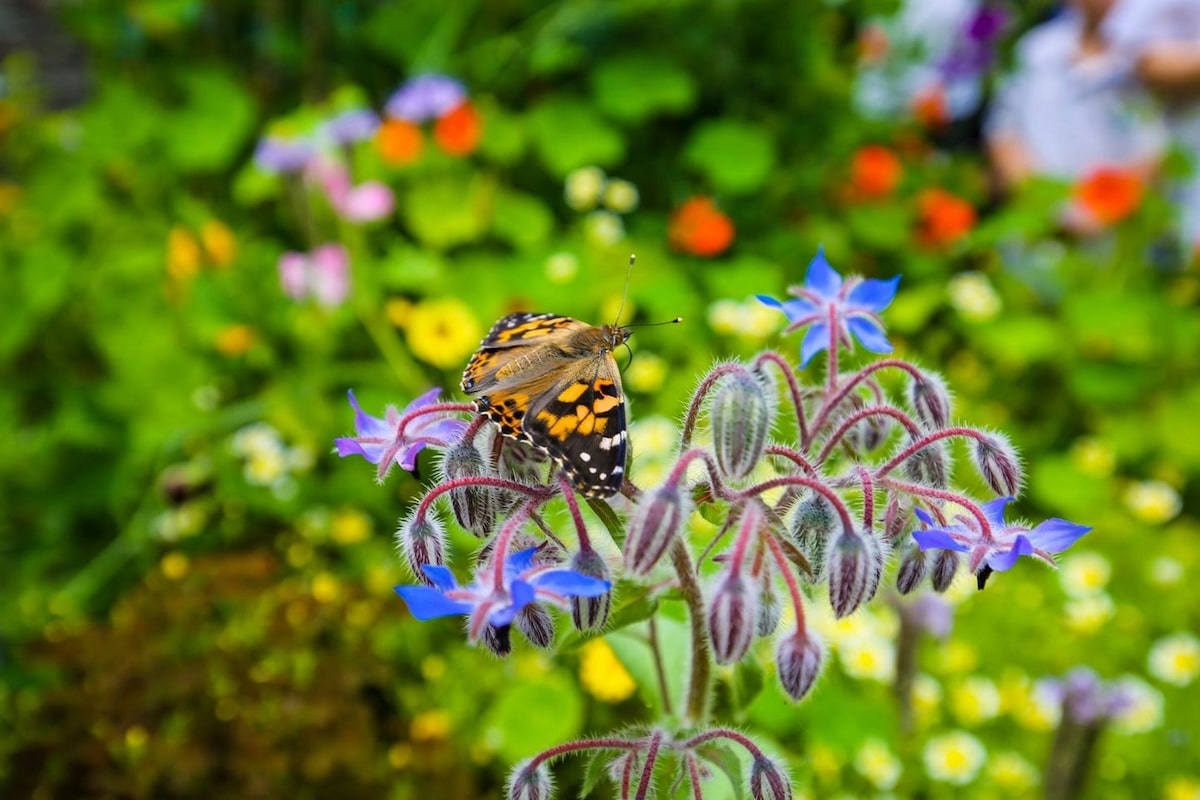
[912,497,1091,575]
[757,248,900,366]
[334,388,466,481]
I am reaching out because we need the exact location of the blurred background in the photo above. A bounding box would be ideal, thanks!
[1,0,1198,797]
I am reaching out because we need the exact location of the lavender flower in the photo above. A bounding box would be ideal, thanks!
[322,108,381,144]
[278,244,351,307]
[757,248,899,366]
[253,135,316,173]
[334,388,467,479]
[386,74,467,122]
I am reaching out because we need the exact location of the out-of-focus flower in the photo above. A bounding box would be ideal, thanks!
[1123,480,1182,525]
[912,86,949,128]
[376,119,424,166]
[335,388,467,477]
[307,159,395,222]
[1149,633,1200,686]
[1164,776,1200,800]
[215,324,256,357]
[850,145,903,200]
[579,638,637,702]
[757,248,899,366]
[254,134,316,173]
[323,108,380,145]
[1064,592,1115,635]
[1070,437,1116,477]
[913,674,943,727]
[565,167,607,211]
[1011,679,1062,731]
[386,75,467,122]
[913,497,1090,577]
[858,23,889,64]
[940,7,1009,80]
[544,251,579,283]
[708,298,781,340]
[986,752,1038,794]
[923,731,986,785]
[1110,676,1163,733]
[1076,168,1144,225]
[584,210,625,246]
[1151,557,1183,586]
[166,226,202,281]
[837,633,895,682]
[433,101,482,156]
[625,352,667,394]
[160,552,191,580]
[668,197,735,257]
[1059,552,1111,597]
[917,188,975,247]
[278,244,350,307]
[854,740,901,790]
[331,507,372,545]
[950,676,1001,726]
[403,297,483,370]
[604,178,639,213]
[200,220,236,267]
[947,272,1001,322]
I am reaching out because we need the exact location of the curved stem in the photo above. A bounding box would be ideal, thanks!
[764,444,819,476]
[754,350,809,445]
[736,475,855,536]
[856,466,876,531]
[680,363,747,449]
[877,476,994,541]
[809,357,924,439]
[875,425,992,479]
[557,472,593,551]
[762,530,809,637]
[815,404,922,465]
[648,616,674,718]
[415,475,550,523]
[671,538,711,723]
[634,730,664,800]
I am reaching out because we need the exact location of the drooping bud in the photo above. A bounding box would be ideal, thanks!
[515,602,555,648]
[895,542,930,594]
[507,759,555,800]
[930,548,960,593]
[710,368,773,480]
[496,437,550,509]
[843,395,891,454]
[481,623,513,657]
[749,756,794,800]
[707,571,758,664]
[395,509,447,584]
[569,547,612,632]
[756,574,782,636]
[775,627,823,702]
[904,441,949,489]
[883,494,909,542]
[909,370,952,429]
[862,529,887,604]
[439,438,498,537]
[789,493,838,582]
[624,483,691,576]
[827,528,875,618]
[971,432,1023,498]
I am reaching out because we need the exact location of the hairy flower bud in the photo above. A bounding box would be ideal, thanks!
[775,627,823,702]
[515,602,555,648]
[711,368,773,480]
[909,370,952,429]
[904,441,949,489]
[895,542,930,594]
[569,547,612,632]
[757,574,782,636]
[708,571,758,664]
[750,756,794,800]
[972,432,1023,498]
[843,395,891,454]
[789,494,838,582]
[481,623,513,657]
[930,548,960,593]
[883,494,909,542]
[624,483,691,576]
[439,439,497,537]
[396,510,447,584]
[828,529,876,618]
[508,759,554,800]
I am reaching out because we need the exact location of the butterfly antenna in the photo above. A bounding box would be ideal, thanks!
[613,254,636,326]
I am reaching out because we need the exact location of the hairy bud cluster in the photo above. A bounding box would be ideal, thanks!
[789,495,838,582]
[775,628,823,702]
[439,439,498,537]
[396,510,447,584]
[904,440,950,488]
[909,370,952,429]
[624,483,691,575]
[569,547,612,632]
[710,368,773,479]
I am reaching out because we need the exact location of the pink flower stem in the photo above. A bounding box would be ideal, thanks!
[557,472,594,551]
[754,350,810,444]
[736,475,855,535]
[826,304,839,393]
[685,754,705,800]
[414,476,550,523]
[490,500,538,590]
[680,363,748,449]
[682,728,766,760]
[634,730,665,800]
[524,737,639,773]
[815,405,923,464]
[874,426,993,478]
[762,529,809,637]
[856,466,875,530]
[877,476,994,542]
[809,357,922,442]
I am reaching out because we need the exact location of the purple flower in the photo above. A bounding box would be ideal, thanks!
[253,135,316,173]
[385,75,467,123]
[940,7,1008,80]
[335,388,467,480]
[322,108,380,145]
[278,244,350,307]
[912,497,1090,576]
[395,547,611,643]
[1040,667,1134,725]
[757,248,899,366]
[305,160,396,223]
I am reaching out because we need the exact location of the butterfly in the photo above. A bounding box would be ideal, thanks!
[461,313,632,498]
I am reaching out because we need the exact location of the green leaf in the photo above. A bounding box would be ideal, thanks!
[580,749,612,799]
[1028,456,1113,521]
[845,204,911,250]
[528,96,626,177]
[482,670,583,763]
[492,188,554,250]
[477,102,528,166]
[403,174,493,249]
[591,55,697,122]
[732,657,766,711]
[682,120,777,195]
[163,69,256,173]
[696,743,746,800]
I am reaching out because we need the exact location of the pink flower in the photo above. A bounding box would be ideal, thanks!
[306,160,395,223]
[278,244,350,307]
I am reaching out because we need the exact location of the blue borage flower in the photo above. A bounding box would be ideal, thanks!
[334,388,467,480]
[912,497,1091,574]
[395,547,611,642]
[757,248,900,366]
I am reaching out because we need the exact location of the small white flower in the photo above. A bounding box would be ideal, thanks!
[1110,676,1164,734]
[583,210,625,246]
[950,676,1001,726]
[923,731,987,785]
[544,251,579,284]
[986,752,1038,792]
[1150,557,1183,586]
[1148,633,1200,687]
[564,166,606,211]
[855,739,901,790]
[1064,592,1115,635]
[1122,480,1182,525]
[947,272,1001,322]
[603,178,640,213]
[838,633,896,682]
[1059,551,1111,597]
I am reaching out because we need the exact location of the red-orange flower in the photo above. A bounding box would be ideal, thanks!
[916,189,976,247]
[376,119,424,166]
[850,145,903,200]
[433,102,482,157]
[912,87,949,129]
[668,197,735,257]
[1075,168,1144,225]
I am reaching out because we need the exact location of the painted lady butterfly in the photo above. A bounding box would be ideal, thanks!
[461,313,631,498]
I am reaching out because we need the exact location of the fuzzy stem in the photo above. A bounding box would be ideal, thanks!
[525,736,638,773]
[764,444,819,475]
[685,754,705,800]
[877,477,995,541]
[815,404,923,465]
[682,728,766,760]
[490,501,538,590]
[808,357,924,439]
[671,538,712,723]
[736,475,856,536]
[680,363,748,449]
[557,472,593,551]
[874,425,994,479]
[825,304,839,393]
[648,616,674,718]
[634,730,664,800]
[414,475,550,523]
[857,466,876,531]
[763,530,809,637]
[754,350,810,445]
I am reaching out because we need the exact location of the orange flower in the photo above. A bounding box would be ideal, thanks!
[858,24,889,65]
[376,119,424,166]
[850,145,903,200]
[912,86,949,128]
[200,219,237,268]
[668,197,735,257]
[1075,168,1144,225]
[433,101,482,157]
[166,226,202,280]
[215,324,256,356]
[917,189,976,247]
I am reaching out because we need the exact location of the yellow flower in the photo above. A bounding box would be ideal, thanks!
[1059,551,1111,597]
[200,219,237,267]
[923,731,986,785]
[311,572,342,604]
[838,634,895,682]
[625,352,667,394]
[1070,437,1116,477]
[167,226,202,280]
[1011,681,1061,732]
[1123,480,1182,525]
[330,507,372,545]
[1148,633,1200,686]
[386,297,413,327]
[410,709,452,741]
[938,640,979,674]
[854,739,901,790]
[950,676,1001,726]
[160,552,190,580]
[947,272,1001,322]
[987,752,1038,793]
[579,638,637,702]
[404,297,483,370]
[215,324,256,356]
[1164,775,1200,800]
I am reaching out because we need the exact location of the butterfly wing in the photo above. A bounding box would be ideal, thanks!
[462,313,581,396]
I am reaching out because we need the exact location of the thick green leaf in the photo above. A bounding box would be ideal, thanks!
[528,96,626,176]
[164,69,256,173]
[682,120,777,195]
[492,188,554,250]
[403,174,493,249]
[591,55,697,122]
[482,670,583,763]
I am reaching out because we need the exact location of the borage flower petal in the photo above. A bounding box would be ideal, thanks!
[334,388,467,479]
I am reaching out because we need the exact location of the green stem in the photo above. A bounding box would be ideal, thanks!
[670,537,711,723]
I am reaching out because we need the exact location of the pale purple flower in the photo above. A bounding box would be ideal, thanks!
[386,74,467,122]
[912,497,1090,576]
[1039,667,1135,725]
[305,159,395,223]
[335,388,467,479]
[254,135,316,173]
[277,244,350,307]
[322,108,380,144]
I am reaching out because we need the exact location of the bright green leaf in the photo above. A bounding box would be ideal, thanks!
[591,55,697,122]
[528,96,626,177]
[683,120,777,195]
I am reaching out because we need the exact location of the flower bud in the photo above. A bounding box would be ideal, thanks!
[711,368,773,480]
[828,529,875,618]
[909,370,952,429]
[569,547,612,632]
[439,439,497,537]
[756,574,782,636]
[789,494,838,582]
[904,441,949,489]
[883,494,909,542]
[516,602,555,648]
[708,572,758,664]
[481,623,512,657]
[895,542,930,594]
[749,755,794,800]
[972,432,1023,498]
[396,510,447,584]
[508,759,554,800]
[497,437,550,509]
[775,627,823,702]
[624,483,691,576]
[862,529,887,604]
[930,548,960,593]
[843,395,891,454]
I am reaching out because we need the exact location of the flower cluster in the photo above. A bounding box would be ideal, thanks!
[334,249,1089,798]
[377,74,482,164]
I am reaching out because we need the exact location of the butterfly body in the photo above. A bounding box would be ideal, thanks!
[462,313,631,498]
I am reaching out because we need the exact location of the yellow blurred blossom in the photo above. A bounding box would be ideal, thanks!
[331,507,372,545]
[311,572,342,604]
[987,752,1038,793]
[564,166,606,211]
[167,226,202,281]
[854,740,901,790]
[421,656,447,681]
[385,297,413,327]
[544,251,579,284]
[1059,551,1111,597]
[1064,592,1115,635]
[1070,437,1116,477]
[215,324,256,356]
[923,731,987,785]
[809,743,843,783]
[1123,480,1182,525]
[630,415,679,461]
[1151,557,1184,586]
[366,563,395,596]
[625,352,667,394]
[1011,680,1061,732]
[938,640,979,674]
[388,743,413,770]
[200,219,237,267]
[160,552,190,581]
[410,710,451,741]
[579,638,637,702]
[1148,633,1200,686]
[950,676,1001,726]
[838,634,895,682]
[1164,775,1200,800]
[584,210,625,246]
[125,725,149,751]
[913,674,944,727]
[404,297,483,370]
[947,272,1001,322]
[244,445,287,486]
[603,178,640,213]
[707,298,780,339]
[1111,677,1163,734]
